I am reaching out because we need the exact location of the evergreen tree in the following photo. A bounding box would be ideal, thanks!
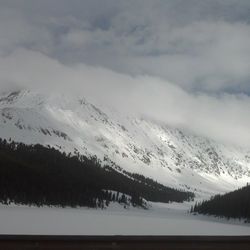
[193,185,250,220]
[0,139,194,209]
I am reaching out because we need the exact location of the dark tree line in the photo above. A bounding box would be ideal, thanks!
[191,184,250,221]
[123,170,194,202]
[0,139,194,209]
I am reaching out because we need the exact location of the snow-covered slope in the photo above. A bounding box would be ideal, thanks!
[1,90,250,197]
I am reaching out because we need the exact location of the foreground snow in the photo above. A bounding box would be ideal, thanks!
[1,202,249,235]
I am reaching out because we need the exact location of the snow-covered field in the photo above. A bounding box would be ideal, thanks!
[1,202,249,235]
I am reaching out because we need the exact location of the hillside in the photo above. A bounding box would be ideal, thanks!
[0,89,250,197]
[0,139,194,208]
[192,185,250,221]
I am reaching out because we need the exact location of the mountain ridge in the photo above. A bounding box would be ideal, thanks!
[0,89,250,198]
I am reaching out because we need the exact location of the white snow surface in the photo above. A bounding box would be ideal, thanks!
[0,203,249,235]
[1,89,250,198]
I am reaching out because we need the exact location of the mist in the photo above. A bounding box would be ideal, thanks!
[1,48,250,148]
[0,0,250,147]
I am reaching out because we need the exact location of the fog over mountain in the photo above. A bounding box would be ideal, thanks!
[0,0,250,147]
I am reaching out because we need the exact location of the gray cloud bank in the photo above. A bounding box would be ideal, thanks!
[0,0,250,147]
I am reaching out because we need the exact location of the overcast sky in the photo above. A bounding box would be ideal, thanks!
[0,0,250,147]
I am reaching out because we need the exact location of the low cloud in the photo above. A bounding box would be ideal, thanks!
[1,49,250,148]
[0,1,250,147]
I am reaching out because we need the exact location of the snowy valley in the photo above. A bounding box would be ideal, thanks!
[1,89,250,234]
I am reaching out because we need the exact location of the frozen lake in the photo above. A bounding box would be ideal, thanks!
[0,202,249,235]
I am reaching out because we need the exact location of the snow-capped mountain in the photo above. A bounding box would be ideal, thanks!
[1,90,250,198]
